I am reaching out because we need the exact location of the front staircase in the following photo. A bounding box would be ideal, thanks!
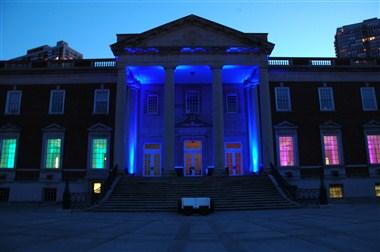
[93,175,297,212]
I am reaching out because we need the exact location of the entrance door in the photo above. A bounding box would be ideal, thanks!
[143,143,161,176]
[184,140,202,176]
[225,143,243,176]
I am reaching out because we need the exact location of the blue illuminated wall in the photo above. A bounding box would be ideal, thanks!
[126,82,139,174]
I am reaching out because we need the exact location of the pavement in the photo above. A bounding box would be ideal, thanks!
[0,203,379,252]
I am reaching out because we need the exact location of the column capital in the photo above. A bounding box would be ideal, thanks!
[210,64,223,70]
[163,64,176,70]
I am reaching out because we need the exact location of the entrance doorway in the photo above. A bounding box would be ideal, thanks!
[225,143,243,176]
[143,143,161,176]
[184,140,202,176]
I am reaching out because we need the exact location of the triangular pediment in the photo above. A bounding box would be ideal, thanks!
[0,123,21,132]
[363,120,380,128]
[88,123,113,132]
[111,15,274,55]
[273,121,298,129]
[319,120,341,129]
[42,123,65,132]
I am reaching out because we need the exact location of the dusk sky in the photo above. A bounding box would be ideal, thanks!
[0,0,379,60]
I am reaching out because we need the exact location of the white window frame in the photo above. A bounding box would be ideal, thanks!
[93,89,110,114]
[318,87,335,111]
[364,130,380,165]
[0,133,19,169]
[49,90,66,114]
[275,130,299,167]
[320,130,344,167]
[5,90,22,115]
[41,133,64,169]
[185,90,200,114]
[275,87,291,112]
[146,94,159,114]
[361,87,378,111]
[88,133,111,170]
[226,94,238,113]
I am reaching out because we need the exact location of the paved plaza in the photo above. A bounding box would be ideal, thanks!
[0,203,379,252]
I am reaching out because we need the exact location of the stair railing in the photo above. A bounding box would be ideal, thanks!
[269,163,298,201]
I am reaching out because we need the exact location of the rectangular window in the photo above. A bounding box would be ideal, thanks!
[361,87,377,111]
[0,138,17,169]
[275,87,291,111]
[43,188,57,202]
[91,138,108,169]
[226,94,238,113]
[146,94,159,114]
[93,89,109,114]
[185,91,200,114]
[49,90,65,114]
[375,184,380,197]
[323,135,340,165]
[278,136,295,166]
[329,184,343,199]
[318,87,335,111]
[367,135,380,164]
[5,90,22,114]
[45,138,62,169]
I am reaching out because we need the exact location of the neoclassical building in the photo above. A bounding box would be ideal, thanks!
[0,15,379,202]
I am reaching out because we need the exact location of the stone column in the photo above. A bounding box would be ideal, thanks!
[212,66,225,174]
[259,66,274,169]
[163,66,175,175]
[126,85,139,175]
[245,83,261,173]
[114,65,127,173]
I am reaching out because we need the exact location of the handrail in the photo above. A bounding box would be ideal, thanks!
[269,163,297,201]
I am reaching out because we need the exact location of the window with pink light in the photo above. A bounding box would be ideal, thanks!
[279,136,295,166]
[367,135,380,164]
[323,135,340,165]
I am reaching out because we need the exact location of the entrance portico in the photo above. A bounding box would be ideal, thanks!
[111,14,275,176]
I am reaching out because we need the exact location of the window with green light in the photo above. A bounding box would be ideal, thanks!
[45,138,62,169]
[92,138,107,169]
[0,139,17,168]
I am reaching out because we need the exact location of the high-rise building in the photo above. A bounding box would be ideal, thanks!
[335,18,380,58]
[11,41,83,61]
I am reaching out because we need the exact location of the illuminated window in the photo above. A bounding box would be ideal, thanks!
[375,184,380,197]
[45,138,62,169]
[91,138,108,169]
[185,91,200,114]
[275,87,291,111]
[5,90,22,114]
[92,182,102,194]
[318,87,335,111]
[361,87,377,111]
[226,94,238,113]
[93,89,109,114]
[329,184,343,199]
[0,138,17,168]
[146,94,159,114]
[49,90,65,114]
[367,135,380,164]
[279,136,295,166]
[323,135,340,165]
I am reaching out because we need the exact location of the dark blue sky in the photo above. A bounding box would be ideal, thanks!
[0,0,379,60]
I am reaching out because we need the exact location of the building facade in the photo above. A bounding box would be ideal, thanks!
[335,18,380,58]
[1,15,380,202]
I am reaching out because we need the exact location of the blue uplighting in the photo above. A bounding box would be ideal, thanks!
[127,66,164,85]
[127,91,138,175]
[124,47,159,54]
[180,47,206,53]
[226,47,260,53]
